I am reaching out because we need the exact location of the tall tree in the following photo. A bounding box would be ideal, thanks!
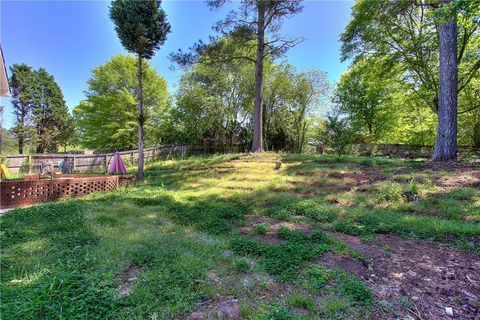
[433,0,458,161]
[291,70,330,153]
[74,55,168,151]
[31,68,70,153]
[110,0,170,181]
[340,0,480,159]
[9,64,36,154]
[171,0,303,152]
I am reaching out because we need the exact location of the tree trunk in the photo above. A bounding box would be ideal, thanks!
[18,136,24,154]
[251,2,266,153]
[137,55,145,181]
[433,0,458,161]
[299,120,307,153]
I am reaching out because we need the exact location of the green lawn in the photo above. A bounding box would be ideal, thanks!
[1,153,479,319]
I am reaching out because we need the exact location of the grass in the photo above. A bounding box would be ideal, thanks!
[1,153,479,319]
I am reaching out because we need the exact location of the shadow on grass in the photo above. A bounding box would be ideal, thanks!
[1,154,479,319]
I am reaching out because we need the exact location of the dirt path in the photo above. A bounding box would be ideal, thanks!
[323,232,480,319]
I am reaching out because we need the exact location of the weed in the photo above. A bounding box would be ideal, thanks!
[254,223,270,235]
[379,182,403,202]
[261,303,295,320]
[286,292,317,313]
[235,260,251,273]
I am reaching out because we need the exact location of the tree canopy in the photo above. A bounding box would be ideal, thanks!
[73,55,168,150]
[9,64,71,153]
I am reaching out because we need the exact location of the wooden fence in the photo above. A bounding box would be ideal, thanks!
[3,144,246,173]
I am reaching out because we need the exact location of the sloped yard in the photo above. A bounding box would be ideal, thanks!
[1,153,479,319]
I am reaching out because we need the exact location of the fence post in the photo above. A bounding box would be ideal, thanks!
[105,155,108,171]
[28,155,32,173]
[73,155,76,171]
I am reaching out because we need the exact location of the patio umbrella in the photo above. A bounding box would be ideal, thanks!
[107,152,127,174]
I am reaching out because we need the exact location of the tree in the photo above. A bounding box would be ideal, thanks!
[173,51,255,147]
[56,114,76,152]
[31,68,70,153]
[9,64,36,154]
[291,70,330,153]
[110,0,170,181]
[74,55,168,151]
[334,58,397,142]
[433,0,458,161]
[321,114,354,157]
[171,0,303,152]
[9,64,69,154]
[340,0,480,159]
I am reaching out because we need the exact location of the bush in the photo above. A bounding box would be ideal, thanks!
[321,114,354,157]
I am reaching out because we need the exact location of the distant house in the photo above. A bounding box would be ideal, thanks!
[0,45,9,97]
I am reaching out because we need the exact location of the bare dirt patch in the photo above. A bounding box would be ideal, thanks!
[324,232,480,319]
[239,215,313,244]
[189,296,241,320]
[435,170,480,188]
[116,265,140,296]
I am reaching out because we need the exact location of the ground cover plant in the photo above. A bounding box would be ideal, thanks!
[1,153,479,319]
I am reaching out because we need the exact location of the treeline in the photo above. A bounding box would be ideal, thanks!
[4,52,330,154]
[2,0,479,159]
[6,64,74,154]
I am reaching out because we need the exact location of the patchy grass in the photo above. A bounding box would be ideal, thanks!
[1,153,479,319]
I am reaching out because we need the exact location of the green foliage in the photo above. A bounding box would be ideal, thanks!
[260,303,295,320]
[74,55,168,150]
[287,199,338,223]
[339,0,480,147]
[230,235,266,256]
[254,223,270,235]
[109,0,170,59]
[378,182,403,202]
[170,44,255,145]
[301,265,373,306]
[337,275,373,305]
[2,153,479,319]
[301,265,336,293]
[321,114,354,157]
[334,57,399,142]
[9,64,71,153]
[19,156,31,173]
[231,229,332,282]
[170,36,330,153]
[286,292,317,314]
[234,259,251,273]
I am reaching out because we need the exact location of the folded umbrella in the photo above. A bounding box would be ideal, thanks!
[107,151,127,174]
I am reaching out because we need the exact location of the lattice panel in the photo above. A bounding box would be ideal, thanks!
[1,175,119,208]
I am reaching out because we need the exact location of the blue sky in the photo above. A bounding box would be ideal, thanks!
[0,0,353,129]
